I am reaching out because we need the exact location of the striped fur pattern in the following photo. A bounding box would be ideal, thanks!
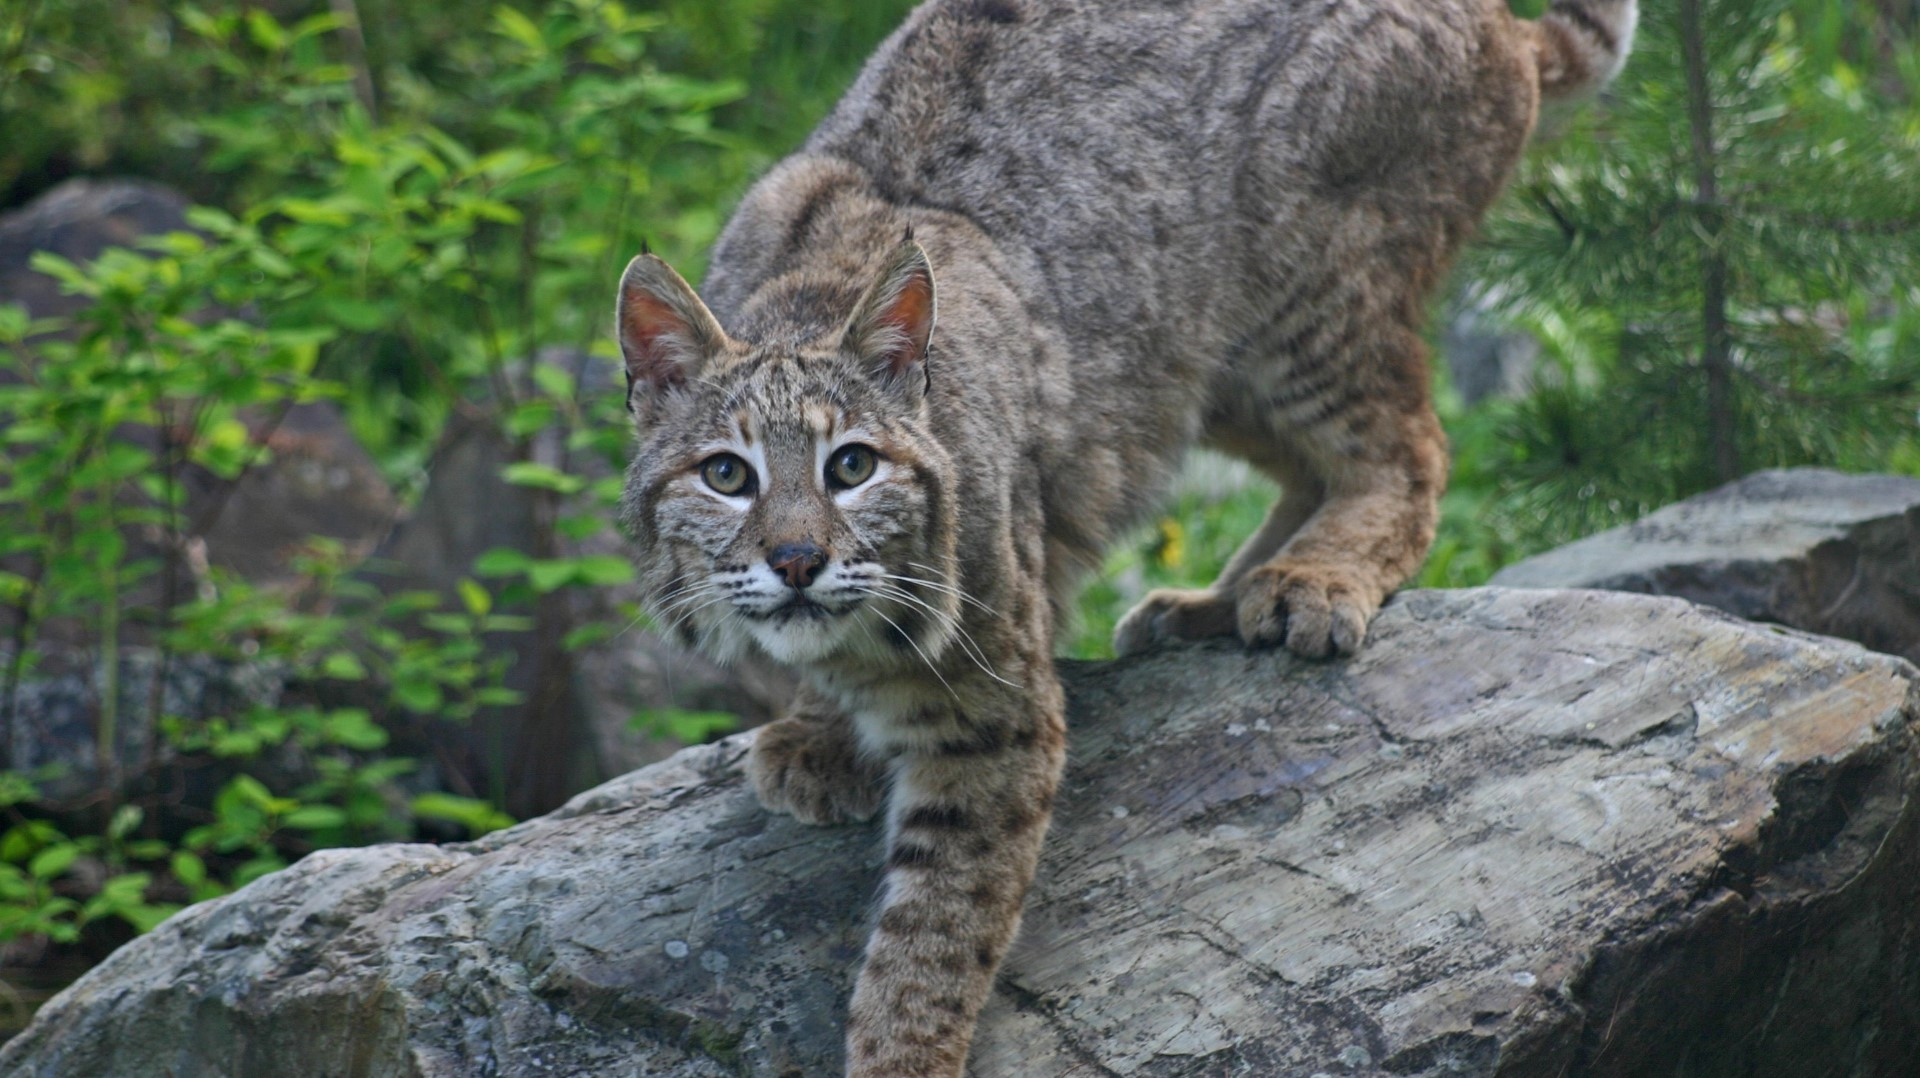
[616,1,1633,1074]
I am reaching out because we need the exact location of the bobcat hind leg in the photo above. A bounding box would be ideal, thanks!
[1117,312,1446,660]
[1112,449,1324,657]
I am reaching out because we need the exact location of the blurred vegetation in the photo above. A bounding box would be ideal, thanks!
[0,0,1915,1005]
[0,0,917,999]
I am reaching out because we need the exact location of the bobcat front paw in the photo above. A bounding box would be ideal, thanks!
[1112,587,1240,657]
[747,717,886,826]
[1235,561,1377,659]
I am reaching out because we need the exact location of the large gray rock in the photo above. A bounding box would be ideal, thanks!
[4,588,1916,1076]
[0,179,192,325]
[1442,289,1541,404]
[1492,468,1920,664]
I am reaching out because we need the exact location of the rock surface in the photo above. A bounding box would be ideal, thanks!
[1492,468,1920,665]
[3,588,1916,1077]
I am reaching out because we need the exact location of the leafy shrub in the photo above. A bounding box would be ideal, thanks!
[0,0,810,957]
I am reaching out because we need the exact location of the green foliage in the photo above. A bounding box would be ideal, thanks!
[0,0,871,957]
[1465,0,1920,546]
[0,217,532,937]
[0,0,930,959]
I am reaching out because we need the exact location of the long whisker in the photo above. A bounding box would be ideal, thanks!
[881,570,998,616]
[612,580,696,642]
[866,583,994,666]
[658,584,731,639]
[864,602,959,701]
[903,562,1000,616]
[865,583,980,659]
[860,583,1016,688]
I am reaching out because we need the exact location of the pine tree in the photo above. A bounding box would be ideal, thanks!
[1468,0,1920,544]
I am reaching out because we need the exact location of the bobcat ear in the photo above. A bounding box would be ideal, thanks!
[616,253,728,402]
[842,237,936,396]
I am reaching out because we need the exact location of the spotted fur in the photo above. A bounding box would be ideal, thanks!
[616,1,1633,1074]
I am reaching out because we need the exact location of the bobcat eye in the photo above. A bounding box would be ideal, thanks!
[700,453,754,496]
[827,445,878,489]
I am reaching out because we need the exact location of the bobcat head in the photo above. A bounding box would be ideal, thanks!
[616,238,961,670]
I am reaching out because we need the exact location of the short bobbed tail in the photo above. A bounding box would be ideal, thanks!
[1529,0,1638,101]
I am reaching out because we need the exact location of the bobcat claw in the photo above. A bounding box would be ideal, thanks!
[1235,561,1374,659]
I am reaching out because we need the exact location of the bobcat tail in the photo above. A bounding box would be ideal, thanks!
[1529,0,1638,101]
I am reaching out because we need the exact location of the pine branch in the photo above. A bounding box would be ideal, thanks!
[1732,202,1920,235]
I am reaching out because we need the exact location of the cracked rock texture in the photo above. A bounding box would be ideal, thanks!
[1492,468,1920,664]
[3,588,1917,1077]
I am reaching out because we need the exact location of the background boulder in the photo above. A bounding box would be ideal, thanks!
[1492,468,1920,664]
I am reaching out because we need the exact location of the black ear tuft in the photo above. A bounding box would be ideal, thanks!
[842,238,936,394]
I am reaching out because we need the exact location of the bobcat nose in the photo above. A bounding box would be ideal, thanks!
[768,542,827,589]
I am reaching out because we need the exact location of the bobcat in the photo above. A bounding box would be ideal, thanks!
[615,0,1635,1073]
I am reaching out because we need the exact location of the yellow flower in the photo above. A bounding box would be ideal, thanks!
[1155,517,1185,571]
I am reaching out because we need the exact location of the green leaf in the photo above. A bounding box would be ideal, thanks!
[0,305,30,342]
[504,399,557,437]
[244,9,288,51]
[561,622,614,651]
[0,772,40,808]
[282,805,349,831]
[26,252,98,297]
[501,462,586,494]
[123,840,171,862]
[571,555,635,587]
[28,844,78,880]
[320,297,389,332]
[530,363,574,399]
[457,578,492,617]
[411,792,514,837]
[392,680,443,715]
[492,6,548,53]
[121,901,180,934]
[322,652,368,680]
[322,709,389,750]
[629,708,738,743]
[171,850,207,888]
[473,547,533,577]
[525,559,577,593]
[556,514,605,542]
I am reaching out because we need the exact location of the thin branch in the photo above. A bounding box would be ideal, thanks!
[327,0,379,123]
[1680,0,1740,482]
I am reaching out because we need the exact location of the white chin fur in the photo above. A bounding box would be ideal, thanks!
[744,611,862,664]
